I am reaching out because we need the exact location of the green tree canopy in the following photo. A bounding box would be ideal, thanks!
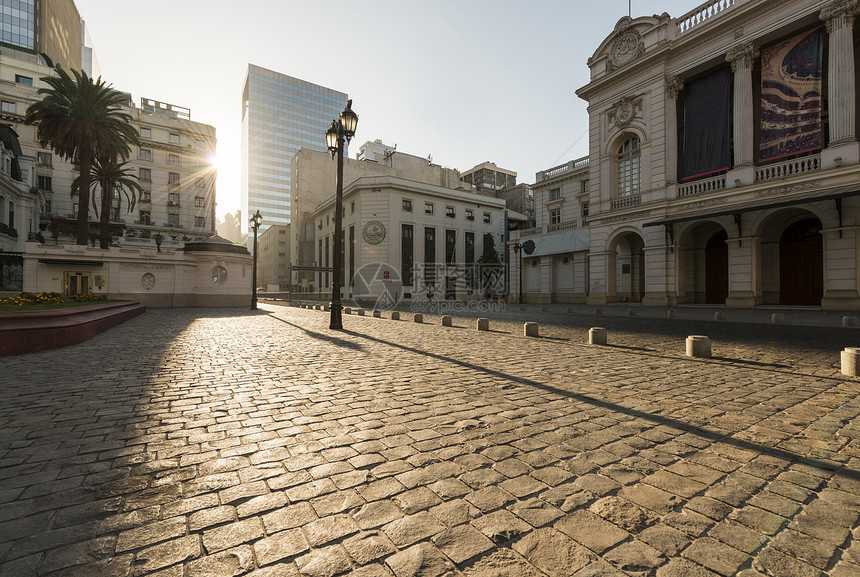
[25,67,139,246]
[72,157,144,248]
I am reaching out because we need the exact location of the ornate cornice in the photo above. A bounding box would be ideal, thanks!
[666,76,684,100]
[607,18,646,72]
[726,42,759,72]
[608,95,643,129]
[820,0,857,32]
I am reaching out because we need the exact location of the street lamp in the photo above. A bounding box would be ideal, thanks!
[512,239,535,304]
[325,100,358,330]
[250,209,262,310]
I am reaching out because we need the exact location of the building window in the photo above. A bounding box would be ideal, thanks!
[402,199,412,212]
[169,133,180,144]
[1,101,15,113]
[37,152,51,167]
[195,216,205,227]
[401,224,413,286]
[168,173,180,187]
[211,266,227,285]
[139,149,152,161]
[582,203,589,220]
[15,75,32,86]
[445,229,456,264]
[350,201,355,214]
[550,209,561,225]
[617,136,641,197]
[550,188,561,201]
[446,206,455,218]
[195,178,205,188]
[168,193,180,206]
[140,127,151,139]
[582,180,590,194]
[38,175,52,191]
[195,196,204,207]
[139,210,151,225]
[168,213,180,227]
[425,202,434,215]
[139,168,151,182]
[465,209,474,220]
[483,212,491,223]
[141,190,151,202]
[168,154,180,165]
[195,139,204,150]
[424,227,436,286]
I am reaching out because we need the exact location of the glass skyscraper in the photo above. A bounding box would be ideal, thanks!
[242,64,348,233]
[0,0,37,51]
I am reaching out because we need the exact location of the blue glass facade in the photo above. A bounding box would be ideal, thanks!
[242,64,348,232]
[0,0,36,51]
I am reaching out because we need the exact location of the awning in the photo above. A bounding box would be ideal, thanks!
[38,259,104,266]
[526,227,589,257]
[643,185,860,228]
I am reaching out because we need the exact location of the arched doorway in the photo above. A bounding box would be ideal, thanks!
[779,218,823,305]
[611,231,645,303]
[705,230,728,303]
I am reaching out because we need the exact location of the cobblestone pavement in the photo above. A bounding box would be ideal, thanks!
[3,304,860,576]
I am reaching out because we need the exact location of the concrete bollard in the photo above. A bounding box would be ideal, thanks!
[344,307,351,314]
[595,308,602,315]
[323,305,329,311]
[589,327,607,346]
[843,316,859,328]
[841,348,860,376]
[519,305,526,311]
[686,335,711,358]
[628,309,637,317]
[541,306,548,312]
[357,309,365,316]
[441,315,452,326]
[771,313,784,324]
[373,310,381,318]
[667,310,676,319]
[391,311,400,320]
[477,318,489,331]
[714,312,725,321]
[413,313,423,323]
[524,322,539,337]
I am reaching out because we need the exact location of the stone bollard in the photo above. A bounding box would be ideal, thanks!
[391,311,400,320]
[595,308,602,315]
[667,310,676,319]
[771,313,784,324]
[413,313,423,323]
[841,348,860,376]
[628,308,637,317]
[477,318,489,331]
[843,316,859,328]
[344,307,351,314]
[686,335,711,358]
[589,327,607,346]
[541,306,548,312]
[520,305,526,311]
[373,310,381,318]
[323,305,329,311]
[524,322,539,337]
[357,309,365,316]
[441,315,453,327]
[714,312,725,321]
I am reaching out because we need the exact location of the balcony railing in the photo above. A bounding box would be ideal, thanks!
[519,226,542,237]
[611,194,641,210]
[755,155,820,183]
[547,220,579,233]
[676,0,740,36]
[677,175,726,197]
[0,222,18,238]
[536,156,589,183]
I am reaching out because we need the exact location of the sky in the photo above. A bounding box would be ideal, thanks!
[74,0,702,222]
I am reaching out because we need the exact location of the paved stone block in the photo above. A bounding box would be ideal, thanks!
[508,497,564,528]
[430,499,480,527]
[354,500,404,530]
[394,486,442,514]
[464,486,515,512]
[656,558,721,577]
[604,540,666,575]
[295,544,352,577]
[202,518,264,554]
[116,516,186,553]
[471,509,532,543]
[386,542,455,577]
[133,535,201,575]
[683,536,748,576]
[304,514,360,547]
[753,546,822,577]
[311,489,365,517]
[555,510,629,553]
[382,512,445,548]
[589,495,654,532]
[185,545,255,577]
[639,524,690,556]
[512,527,596,576]
[432,524,494,564]
[343,532,396,566]
[254,528,309,566]
[709,520,767,554]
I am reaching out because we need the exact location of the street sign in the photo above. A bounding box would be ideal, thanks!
[522,239,536,255]
[312,261,317,267]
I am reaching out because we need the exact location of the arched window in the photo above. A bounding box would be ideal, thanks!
[617,136,640,197]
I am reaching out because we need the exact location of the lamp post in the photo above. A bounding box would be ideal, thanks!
[512,242,523,304]
[325,100,358,330]
[512,239,534,304]
[250,209,262,310]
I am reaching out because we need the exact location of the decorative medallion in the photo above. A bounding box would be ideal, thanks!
[608,19,645,71]
[608,96,643,129]
[141,272,156,290]
[362,220,386,244]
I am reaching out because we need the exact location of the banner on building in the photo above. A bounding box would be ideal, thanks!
[760,27,823,162]
[681,67,731,181]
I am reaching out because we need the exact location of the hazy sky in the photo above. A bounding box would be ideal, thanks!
[74,0,702,221]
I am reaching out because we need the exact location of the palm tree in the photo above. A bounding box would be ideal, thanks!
[72,156,144,247]
[25,67,139,246]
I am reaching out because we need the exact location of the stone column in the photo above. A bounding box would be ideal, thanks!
[822,0,857,146]
[586,250,612,305]
[665,76,684,187]
[726,43,759,174]
[725,235,761,308]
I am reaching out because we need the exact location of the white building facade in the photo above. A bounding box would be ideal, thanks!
[578,0,860,309]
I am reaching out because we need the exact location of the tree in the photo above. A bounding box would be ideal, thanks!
[25,67,139,246]
[477,233,504,298]
[72,157,144,247]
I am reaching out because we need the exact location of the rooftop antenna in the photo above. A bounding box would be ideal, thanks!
[628,0,631,17]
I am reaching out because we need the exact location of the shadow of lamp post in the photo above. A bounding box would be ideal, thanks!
[325,100,358,330]
[250,209,262,310]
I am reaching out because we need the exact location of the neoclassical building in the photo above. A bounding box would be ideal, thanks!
[578,0,860,309]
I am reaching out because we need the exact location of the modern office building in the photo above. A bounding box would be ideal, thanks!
[241,64,348,234]
[0,0,83,70]
[460,161,517,194]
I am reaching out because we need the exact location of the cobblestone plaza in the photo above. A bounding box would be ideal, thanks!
[3,304,860,576]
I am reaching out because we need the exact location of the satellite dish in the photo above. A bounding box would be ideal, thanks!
[522,239,536,255]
